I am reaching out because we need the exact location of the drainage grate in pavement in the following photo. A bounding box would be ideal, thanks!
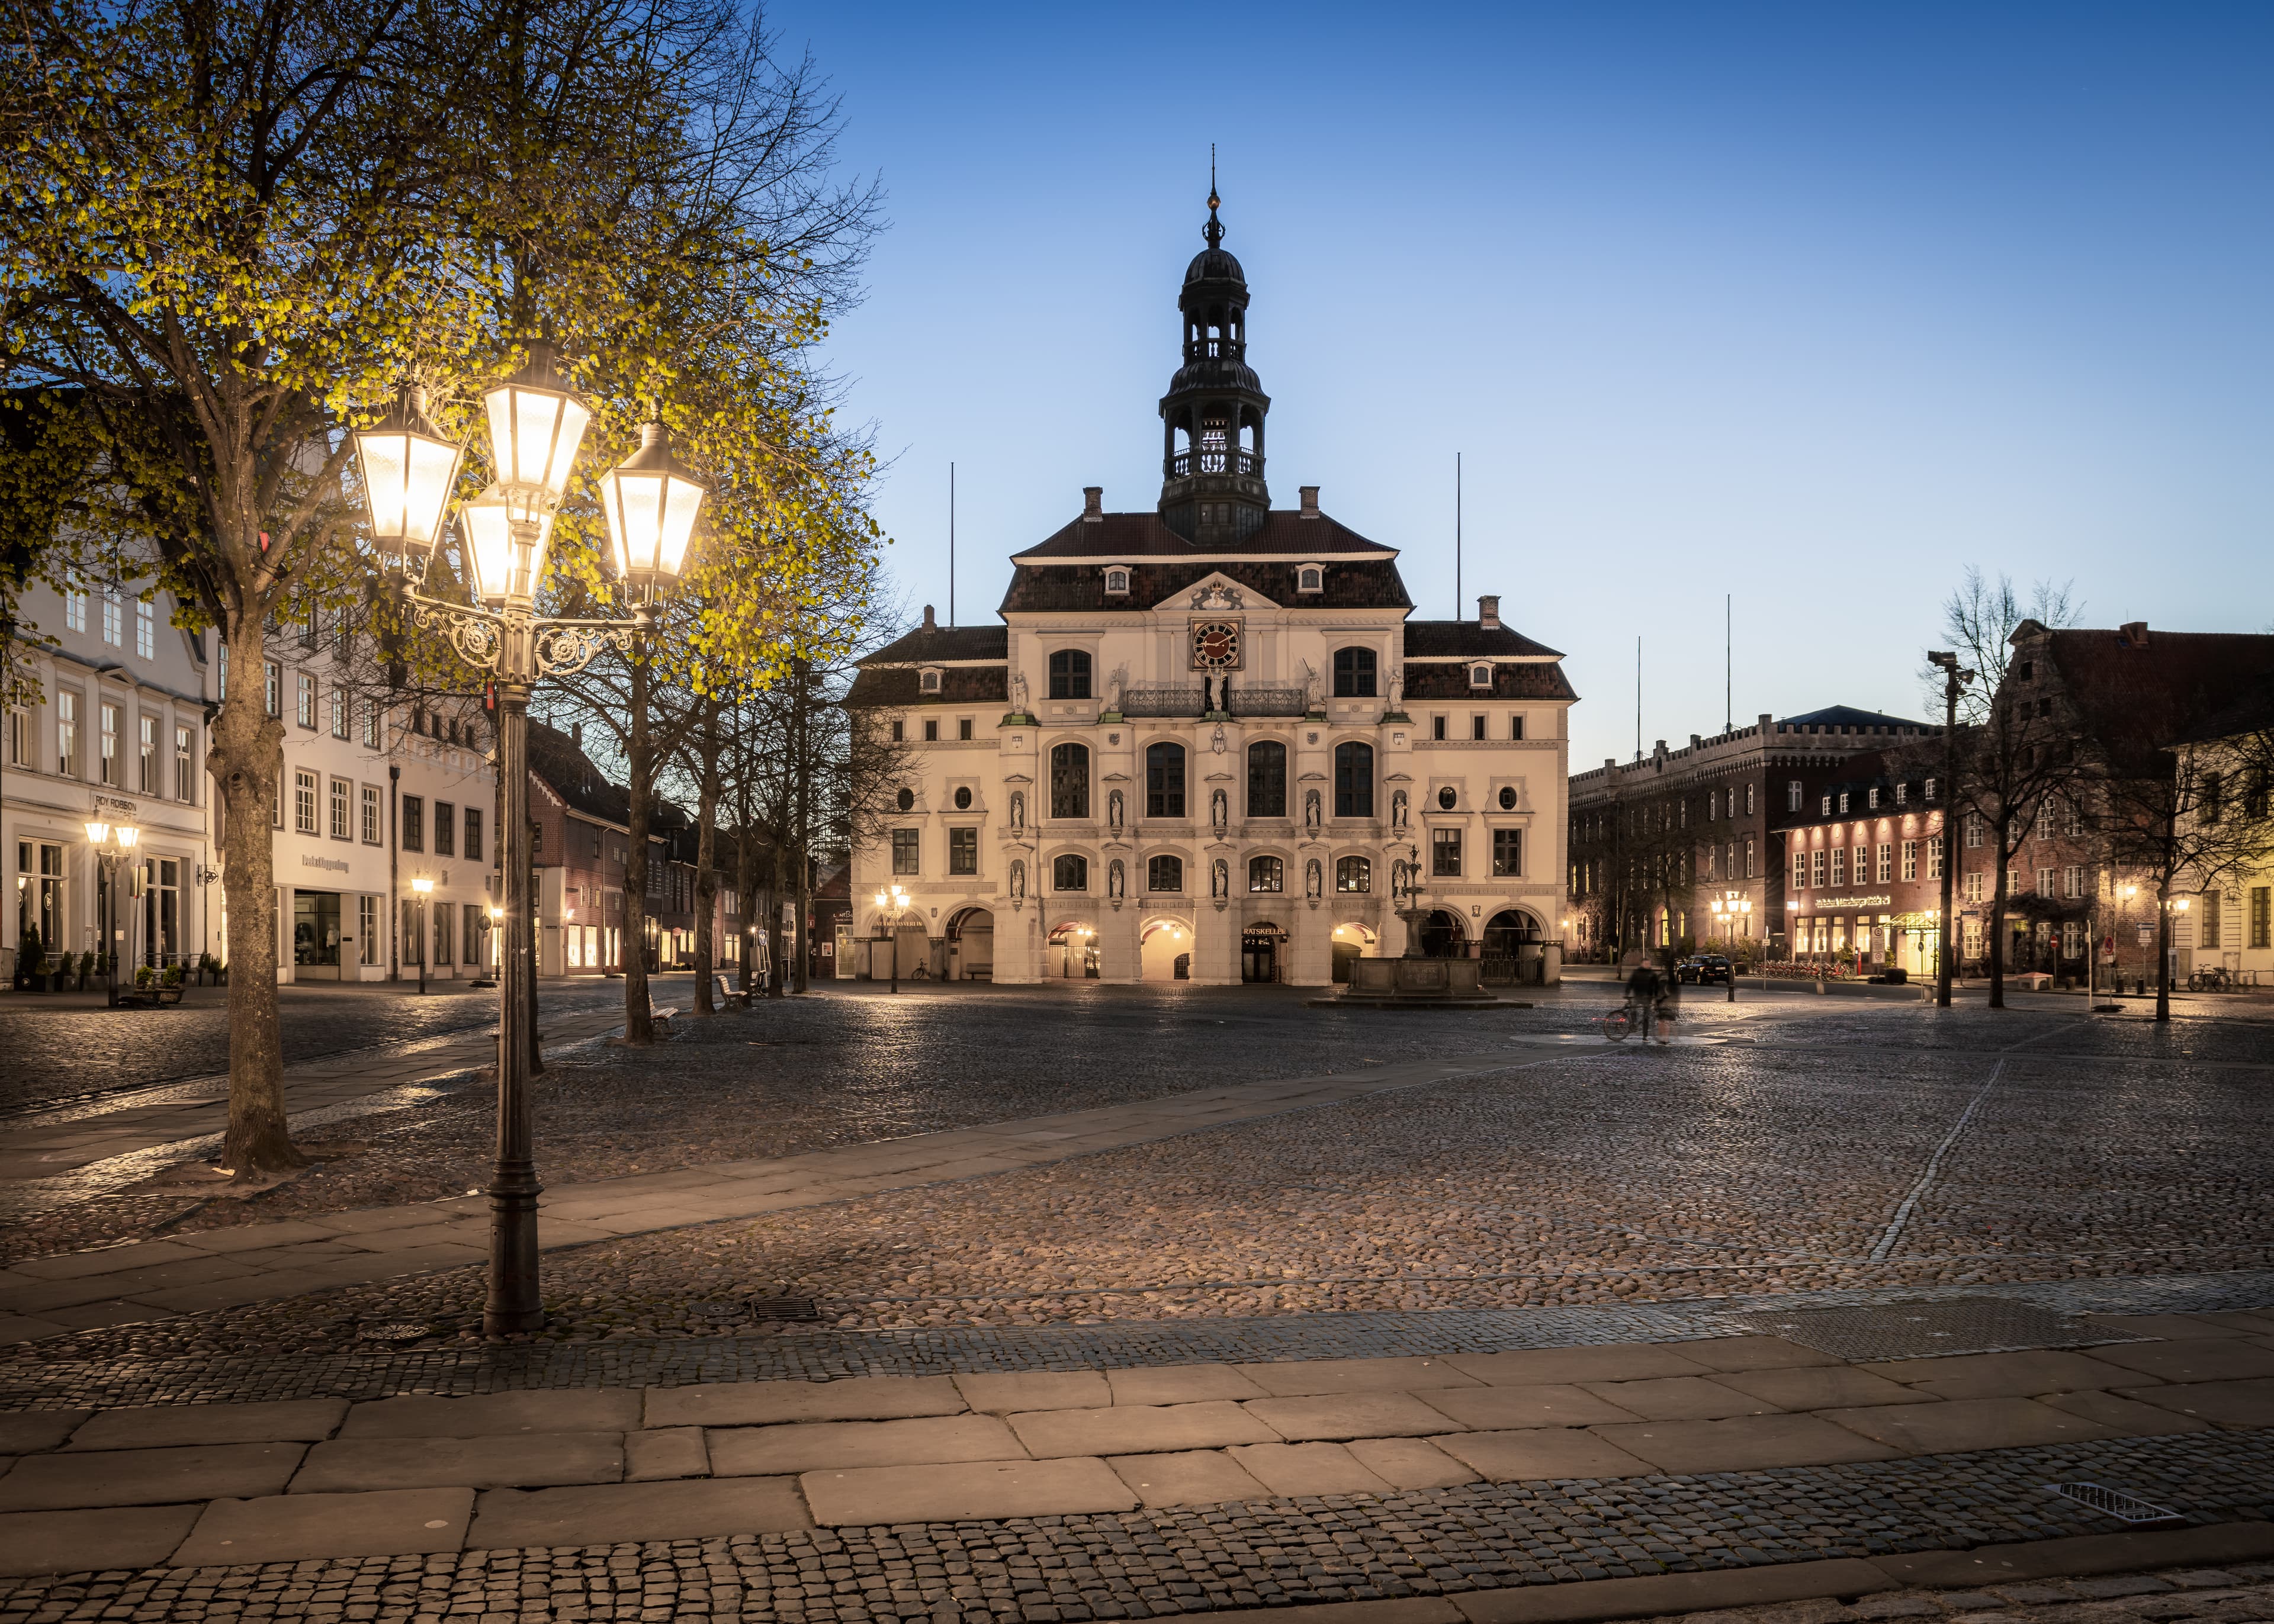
[356,1321,439,1344]
[2049,1481,2183,1524]
[1733,1296,2149,1361]
[747,1296,823,1321]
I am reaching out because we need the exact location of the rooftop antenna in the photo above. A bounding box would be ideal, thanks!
[948,462,956,628]
[1455,452,1462,618]
[1205,145,1223,246]
[1726,593,1732,734]
[1636,636,1643,762]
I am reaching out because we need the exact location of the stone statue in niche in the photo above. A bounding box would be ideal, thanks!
[1297,660,1321,713]
[1107,666,1125,713]
[1107,787,1125,832]
[1305,858,1323,901]
[1008,790,1026,832]
[1210,787,1229,837]
[1303,788,1321,834]
[1389,858,1412,902]
[1390,788,1408,831]
[1211,858,1229,899]
[1108,858,1126,900]
[1009,670,1030,716]
[1008,858,1026,899]
[1386,666,1403,710]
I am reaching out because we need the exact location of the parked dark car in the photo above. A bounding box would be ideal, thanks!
[1676,954,1733,985]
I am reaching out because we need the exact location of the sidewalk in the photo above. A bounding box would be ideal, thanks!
[0,1050,1569,1343]
[0,1304,2267,1596]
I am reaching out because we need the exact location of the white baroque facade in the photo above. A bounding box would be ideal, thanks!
[846,194,1573,988]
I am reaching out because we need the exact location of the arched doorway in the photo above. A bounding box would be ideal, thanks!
[1140,918,1192,980]
[1329,921,1376,983]
[865,909,930,981]
[945,906,994,982]
[1419,909,1468,959]
[1046,919,1099,979]
[1242,920,1287,983]
[1482,909,1541,957]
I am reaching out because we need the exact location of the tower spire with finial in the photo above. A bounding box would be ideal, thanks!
[1204,143,1223,247]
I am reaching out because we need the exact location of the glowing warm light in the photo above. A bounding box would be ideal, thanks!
[412,877,435,895]
[84,820,110,845]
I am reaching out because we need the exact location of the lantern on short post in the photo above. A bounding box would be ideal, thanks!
[353,386,462,578]
[599,422,708,603]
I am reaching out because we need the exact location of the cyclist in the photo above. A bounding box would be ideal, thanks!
[1624,958,1665,1043]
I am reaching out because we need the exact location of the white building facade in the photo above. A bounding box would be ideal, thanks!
[846,197,1574,988]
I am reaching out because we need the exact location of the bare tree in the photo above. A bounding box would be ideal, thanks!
[1929,570,2083,1008]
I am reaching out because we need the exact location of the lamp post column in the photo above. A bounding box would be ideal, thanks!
[488,604,543,1336]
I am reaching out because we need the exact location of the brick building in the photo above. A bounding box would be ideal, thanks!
[1774,750,1949,975]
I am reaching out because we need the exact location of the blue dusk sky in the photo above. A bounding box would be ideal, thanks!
[779,2,2273,770]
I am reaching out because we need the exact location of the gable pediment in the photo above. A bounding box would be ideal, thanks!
[1147,572,1280,613]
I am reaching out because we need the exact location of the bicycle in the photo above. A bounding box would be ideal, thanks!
[2188,966,2234,993]
[1602,995,1658,1042]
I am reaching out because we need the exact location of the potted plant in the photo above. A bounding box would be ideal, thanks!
[161,963,183,988]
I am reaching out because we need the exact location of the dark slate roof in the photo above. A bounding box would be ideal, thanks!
[1402,621,1565,661]
[528,721,632,827]
[1778,705,1931,732]
[1004,559,1411,614]
[846,665,1010,709]
[2044,629,2274,773]
[1012,509,1392,561]
[2177,671,2274,746]
[1405,661,1579,702]
[859,625,1009,665]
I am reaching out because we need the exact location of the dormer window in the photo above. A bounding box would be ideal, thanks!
[918,668,942,694]
[1296,565,1322,593]
[1469,663,1492,689]
[1104,567,1130,595]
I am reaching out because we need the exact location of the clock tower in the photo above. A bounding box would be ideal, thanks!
[1158,181,1270,546]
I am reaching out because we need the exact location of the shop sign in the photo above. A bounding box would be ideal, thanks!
[1813,893,1891,909]
[300,854,349,874]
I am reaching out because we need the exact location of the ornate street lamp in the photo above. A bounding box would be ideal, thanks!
[84,821,139,1008]
[872,883,909,992]
[410,876,433,997]
[354,342,704,1337]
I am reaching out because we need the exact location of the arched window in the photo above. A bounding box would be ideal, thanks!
[1048,648,1092,700]
[1333,741,1374,818]
[1249,855,1284,893]
[1104,568,1129,595]
[1146,742,1186,818]
[1469,663,1492,689]
[919,668,941,693]
[1332,646,1377,698]
[1052,853,1088,892]
[1049,742,1090,820]
[1297,567,1322,593]
[1147,854,1183,892]
[1336,856,1371,893]
[1245,740,1287,819]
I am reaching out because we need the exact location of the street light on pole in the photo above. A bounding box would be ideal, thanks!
[354,347,704,1337]
[410,876,433,996]
[83,821,139,1007]
[1926,651,1974,1008]
[872,883,909,992]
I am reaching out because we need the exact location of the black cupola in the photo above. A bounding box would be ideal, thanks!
[1159,179,1270,544]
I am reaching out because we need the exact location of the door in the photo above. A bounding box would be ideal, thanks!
[293,891,343,979]
[1241,932,1279,983]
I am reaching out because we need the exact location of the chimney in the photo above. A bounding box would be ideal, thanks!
[1299,485,1320,518]
[571,721,583,748]
[1758,712,1774,735]
[1478,594,1500,629]
[2119,620,2149,647]
[1082,486,1103,522]
[922,604,936,631]
[1690,734,1702,749]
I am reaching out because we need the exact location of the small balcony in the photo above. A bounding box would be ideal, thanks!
[1166,448,1263,480]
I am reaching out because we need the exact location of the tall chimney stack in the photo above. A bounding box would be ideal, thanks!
[1299,485,1320,518]
[1082,486,1103,521]
[922,604,936,631]
[1478,594,1500,629]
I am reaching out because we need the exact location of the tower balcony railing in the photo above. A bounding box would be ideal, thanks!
[1166,449,1263,480]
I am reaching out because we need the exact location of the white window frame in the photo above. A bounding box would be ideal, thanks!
[1104,567,1130,595]
[134,596,155,659]
[360,783,382,845]
[1469,663,1492,689]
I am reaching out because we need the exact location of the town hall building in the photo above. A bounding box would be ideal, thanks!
[846,189,1576,987]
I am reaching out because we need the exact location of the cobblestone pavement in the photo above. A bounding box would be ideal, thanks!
[15,992,2262,1357]
[0,976,651,1111]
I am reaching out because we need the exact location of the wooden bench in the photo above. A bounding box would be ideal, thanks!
[648,1004,678,1034]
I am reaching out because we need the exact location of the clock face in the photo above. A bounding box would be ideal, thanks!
[1190,620,1242,670]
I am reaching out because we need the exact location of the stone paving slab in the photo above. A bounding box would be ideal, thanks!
[1245,1355,1487,1395]
[172,1485,472,1565]
[799,1454,1136,1524]
[1577,1375,1781,1420]
[1345,1434,1483,1489]
[291,1430,625,1492]
[2120,1377,2274,1427]
[0,1504,201,1578]
[2085,1340,2274,1383]
[66,1396,346,1449]
[623,1425,709,1480]
[1224,1439,1398,1496]
[1431,1427,1658,1481]
[1446,1345,1716,1384]
[1106,1445,1273,1507]
[342,1388,641,1438]
[0,1440,306,1509]
[1247,1391,1479,1440]
[1007,1398,1280,1456]
[707,1412,1022,1475]
[1415,1383,1646,1430]
[1592,1413,1904,1472]
[1858,1349,2154,1398]
[1818,1396,2122,1452]
[467,1477,811,1546]
[644,1373,967,1428]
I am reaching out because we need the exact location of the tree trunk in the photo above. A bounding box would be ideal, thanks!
[692,716,720,1017]
[733,784,756,1005]
[1987,825,2010,1009]
[622,658,655,1044]
[2154,883,2173,1022]
[211,620,304,1176]
[765,844,785,998]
